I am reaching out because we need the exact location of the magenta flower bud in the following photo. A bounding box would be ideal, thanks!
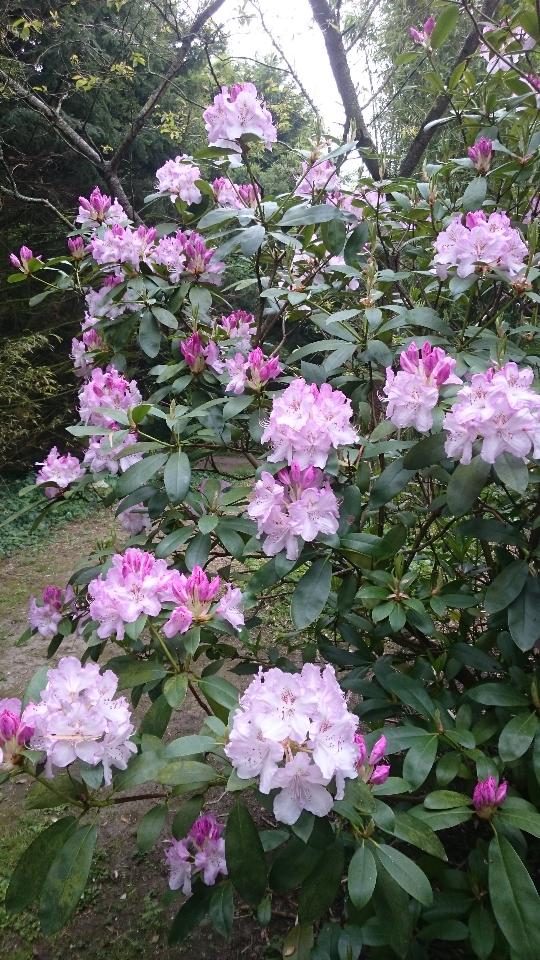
[189,814,223,846]
[354,732,368,765]
[20,245,33,263]
[465,210,487,229]
[410,16,436,46]
[472,776,507,817]
[468,137,493,174]
[10,246,40,273]
[9,253,21,270]
[369,763,391,785]
[424,16,436,37]
[180,332,205,372]
[68,236,85,259]
[0,698,34,768]
[0,710,19,740]
[368,734,387,766]
[42,585,63,610]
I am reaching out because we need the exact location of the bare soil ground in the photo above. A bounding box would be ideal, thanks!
[0,511,275,960]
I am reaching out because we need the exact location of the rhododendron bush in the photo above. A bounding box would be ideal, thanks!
[4,15,540,959]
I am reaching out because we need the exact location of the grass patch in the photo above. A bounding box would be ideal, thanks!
[0,475,98,558]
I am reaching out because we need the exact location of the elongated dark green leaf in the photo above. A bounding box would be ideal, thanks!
[467,683,529,707]
[137,803,167,854]
[172,796,204,840]
[403,432,446,469]
[392,811,447,860]
[198,676,238,713]
[373,864,413,959]
[469,904,495,960]
[321,218,346,255]
[348,843,377,909]
[430,4,460,49]
[494,452,529,493]
[5,817,77,913]
[21,664,49,709]
[106,656,167,690]
[447,457,490,516]
[116,453,168,497]
[154,526,192,559]
[402,735,438,789]
[279,203,343,226]
[164,451,191,504]
[291,557,332,629]
[344,222,369,265]
[508,575,540,651]
[163,673,189,709]
[423,790,470,810]
[140,694,172,738]
[39,824,97,934]
[209,881,234,938]
[225,801,267,905]
[139,311,161,358]
[374,843,432,906]
[495,802,540,839]
[485,560,528,615]
[370,458,414,508]
[185,533,211,571]
[298,844,344,922]
[498,712,538,763]
[168,882,214,943]
[157,760,216,788]
[488,835,540,959]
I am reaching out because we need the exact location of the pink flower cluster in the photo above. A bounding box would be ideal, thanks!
[480,23,535,73]
[83,431,141,475]
[180,332,221,373]
[28,585,72,640]
[88,224,157,271]
[163,565,244,638]
[0,699,33,769]
[76,187,129,228]
[295,156,340,197]
[68,236,85,259]
[473,776,507,817]
[218,310,256,350]
[224,348,282,394]
[212,177,260,209]
[354,733,390,785]
[432,211,528,280]
[71,327,103,378]
[225,664,360,825]
[88,548,175,641]
[155,156,202,205]
[84,274,130,325]
[78,366,142,427]
[203,82,277,153]
[165,814,227,895]
[152,231,224,284]
[9,245,42,273]
[35,447,84,499]
[248,465,339,561]
[409,15,436,47]
[468,137,493,174]
[383,341,462,433]
[261,378,359,469]
[443,361,540,464]
[23,656,136,784]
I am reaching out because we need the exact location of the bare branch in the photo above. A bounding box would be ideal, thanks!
[398,0,501,177]
[307,0,381,181]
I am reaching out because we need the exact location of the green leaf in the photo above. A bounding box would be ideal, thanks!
[430,4,460,49]
[298,844,344,922]
[163,674,189,709]
[496,805,540,840]
[467,683,529,707]
[139,311,161,358]
[154,527,192,559]
[168,882,214,943]
[447,457,491,516]
[113,751,165,790]
[209,881,234,938]
[469,904,495,960]
[137,804,167,854]
[485,560,529,615]
[403,735,438,789]
[281,924,314,960]
[157,759,217,788]
[403,433,446,469]
[369,458,414,508]
[498,712,538,763]
[140,694,172,738]
[321,218,346,255]
[185,534,211,571]
[164,451,191,504]
[508,576,540,651]
[373,864,413,958]
[39,824,97,934]
[344,222,369,266]
[152,306,178,329]
[374,843,433,906]
[423,790,471,810]
[106,656,167,690]
[392,811,447,860]
[21,664,49,709]
[198,676,238,717]
[291,557,332,629]
[409,807,473,831]
[225,801,267,906]
[116,453,168,496]
[5,817,77,913]
[172,796,204,839]
[488,835,540,959]
[494,452,529,493]
[348,843,377,909]
[279,203,343,226]
[461,177,487,212]
[26,775,84,810]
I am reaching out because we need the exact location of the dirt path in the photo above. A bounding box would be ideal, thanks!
[0,512,270,960]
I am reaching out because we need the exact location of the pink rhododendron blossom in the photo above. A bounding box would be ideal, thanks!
[165,814,227,895]
[0,698,33,768]
[212,177,260,209]
[88,549,175,641]
[67,235,85,259]
[432,211,528,280]
[118,503,152,536]
[78,366,142,427]
[224,347,282,394]
[83,431,141,474]
[28,585,67,639]
[468,137,493,173]
[473,776,507,817]
[383,341,461,432]
[9,245,42,273]
[155,156,202,205]
[218,310,256,350]
[76,186,129,228]
[409,16,436,46]
[88,224,157,270]
[203,82,277,152]
[443,362,540,464]
[261,378,359,469]
[162,566,244,637]
[248,465,339,561]
[22,656,136,783]
[295,156,340,197]
[71,327,103,377]
[180,332,222,373]
[480,23,535,73]
[225,664,359,824]
[151,230,224,284]
[354,733,390,785]
[84,274,133,326]
[35,447,84,499]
